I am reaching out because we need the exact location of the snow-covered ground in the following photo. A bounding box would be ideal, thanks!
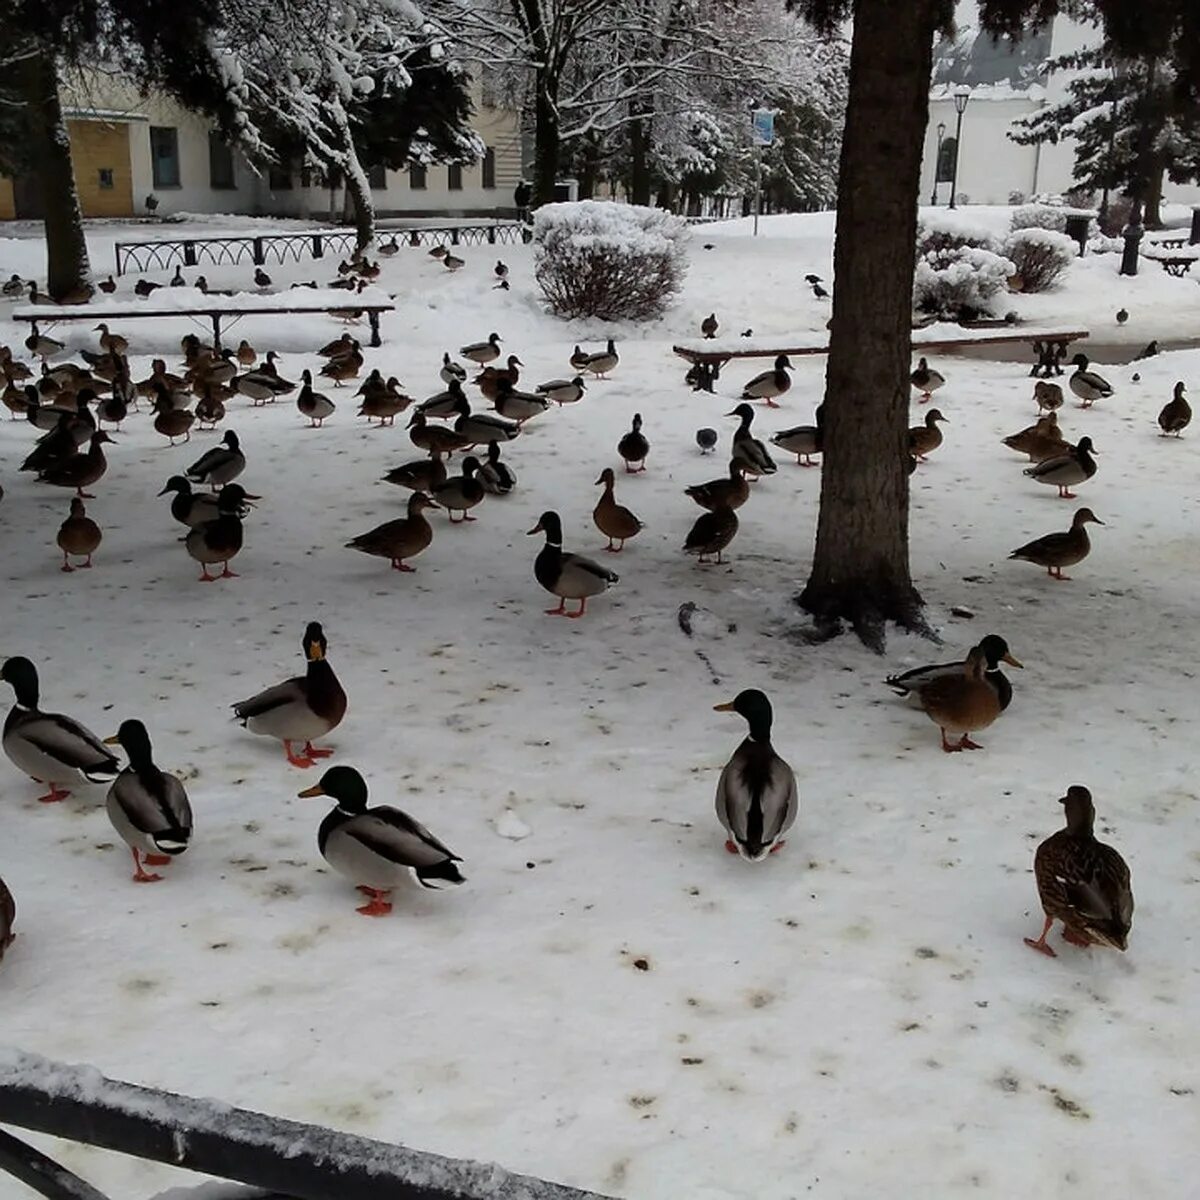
[1,209,1199,1199]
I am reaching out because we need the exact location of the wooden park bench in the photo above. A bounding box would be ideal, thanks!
[673,324,1090,390]
[12,285,396,352]
[1142,245,1199,277]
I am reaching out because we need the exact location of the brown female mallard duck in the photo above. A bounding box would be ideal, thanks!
[1024,785,1133,957]
[684,505,739,564]
[345,492,439,572]
[431,456,485,522]
[1158,381,1191,437]
[382,451,447,494]
[908,408,947,461]
[1002,413,1066,462]
[474,354,523,402]
[358,380,411,427]
[0,873,13,963]
[1034,380,1063,414]
[56,496,102,571]
[910,357,945,402]
[409,410,470,457]
[915,641,1021,752]
[95,323,129,356]
[593,468,644,552]
[152,391,195,445]
[684,461,750,512]
[195,386,226,430]
[38,429,113,497]
[1009,507,1103,580]
[319,340,363,385]
[233,622,347,768]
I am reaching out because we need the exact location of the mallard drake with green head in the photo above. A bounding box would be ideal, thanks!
[460,332,501,365]
[346,493,439,571]
[741,355,792,407]
[158,475,221,529]
[1068,354,1113,407]
[885,634,1020,711]
[453,394,520,446]
[910,357,945,402]
[383,452,448,495]
[1,656,120,802]
[408,410,470,457]
[528,510,618,618]
[914,641,1021,752]
[416,378,467,420]
[152,392,195,445]
[771,404,824,465]
[537,376,586,406]
[593,468,643,551]
[477,441,515,495]
[713,690,797,861]
[185,482,253,581]
[617,413,649,473]
[298,370,336,427]
[102,719,192,883]
[1010,507,1103,580]
[187,430,244,490]
[494,378,550,425]
[38,429,113,497]
[1025,785,1133,957]
[431,456,486,522]
[727,403,776,477]
[1024,436,1098,499]
[685,461,749,512]
[583,338,619,379]
[440,353,468,384]
[299,766,465,916]
[1158,382,1191,436]
[56,497,101,571]
[233,622,348,768]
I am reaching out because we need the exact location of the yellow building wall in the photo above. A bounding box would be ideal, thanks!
[67,119,134,218]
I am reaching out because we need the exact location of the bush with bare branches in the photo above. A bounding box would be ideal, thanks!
[533,201,689,321]
[1003,228,1077,292]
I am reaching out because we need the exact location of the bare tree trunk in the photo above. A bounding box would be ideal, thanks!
[1143,153,1164,228]
[797,0,937,649]
[629,114,651,205]
[21,47,92,300]
[532,78,561,206]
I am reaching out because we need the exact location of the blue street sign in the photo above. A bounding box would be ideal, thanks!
[751,109,775,147]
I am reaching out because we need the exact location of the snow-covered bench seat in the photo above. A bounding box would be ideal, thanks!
[673,323,1090,389]
[12,285,396,350]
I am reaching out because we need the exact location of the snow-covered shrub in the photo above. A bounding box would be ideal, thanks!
[914,215,1012,321]
[1002,228,1077,292]
[533,200,689,321]
[1010,204,1067,233]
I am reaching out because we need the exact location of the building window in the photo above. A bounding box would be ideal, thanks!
[208,132,235,190]
[482,148,495,190]
[97,168,114,190]
[448,163,462,191]
[367,163,387,189]
[269,163,293,191]
[149,126,180,188]
[409,164,427,190]
[936,137,957,183]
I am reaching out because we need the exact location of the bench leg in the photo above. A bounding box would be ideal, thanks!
[1030,339,1065,378]
[368,310,381,348]
[211,314,222,352]
[686,360,721,393]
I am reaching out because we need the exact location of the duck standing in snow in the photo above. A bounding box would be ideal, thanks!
[233,622,347,768]
[1,656,120,802]
[453,394,520,447]
[186,430,245,490]
[1034,381,1064,414]
[1024,785,1133,957]
[440,353,468,385]
[1158,381,1191,436]
[382,452,448,495]
[345,493,439,572]
[493,378,550,425]
[298,766,465,917]
[431,456,486,522]
[297,370,336,427]
[727,403,776,478]
[1024,436,1098,499]
[185,482,252,581]
[910,357,944,402]
[1009,507,1103,580]
[885,634,1019,712]
[617,413,649,473]
[684,505,739,564]
[696,427,718,454]
[593,468,643,551]
[701,312,719,339]
[583,338,619,380]
[1002,414,1066,462]
[771,404,824,466]
[713,690,797,861]
[913,641,1021,752]
[102,719,192,883]
[685,461,750,512]
[56,496,102,571]
[157,475,220,530]
[1068,354,1113,407]
[908,408,947,462]
[477,441,515,495]
[740,354,792,407]
[528,511,618,618]
[460,332,502,365]
[536,376,586,406]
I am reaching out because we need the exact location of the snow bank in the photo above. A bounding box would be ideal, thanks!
[13,286,394,320]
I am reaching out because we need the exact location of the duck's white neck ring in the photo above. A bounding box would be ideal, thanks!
[546,540,562,549]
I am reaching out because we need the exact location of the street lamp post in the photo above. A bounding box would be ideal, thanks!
[930,122,946,205]
[948,88,970,209]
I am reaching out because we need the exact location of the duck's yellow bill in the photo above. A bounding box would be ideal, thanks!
[296,785,326,798]
[102,735,119,745]
[1002,653,1024,669]
[713,701,736,712]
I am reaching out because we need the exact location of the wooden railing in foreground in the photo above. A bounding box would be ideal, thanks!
[0,1047,617,1200]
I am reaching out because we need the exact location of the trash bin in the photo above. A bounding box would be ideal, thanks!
[1064,214,1090,257]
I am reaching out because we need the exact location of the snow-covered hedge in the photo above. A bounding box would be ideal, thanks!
[913,216,1013,321]
[1002,227,1077,292]
[1011,204,1068,233]
[533,200,689,321]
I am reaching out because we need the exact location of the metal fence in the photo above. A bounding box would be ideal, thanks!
[114,224,527,276]
[0,1048,617,1200]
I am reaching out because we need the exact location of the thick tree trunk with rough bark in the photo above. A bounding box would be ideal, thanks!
[21,48,92,300]
[1143,154,1164,228]
[532,80,561,206]
[797,0,938,649]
